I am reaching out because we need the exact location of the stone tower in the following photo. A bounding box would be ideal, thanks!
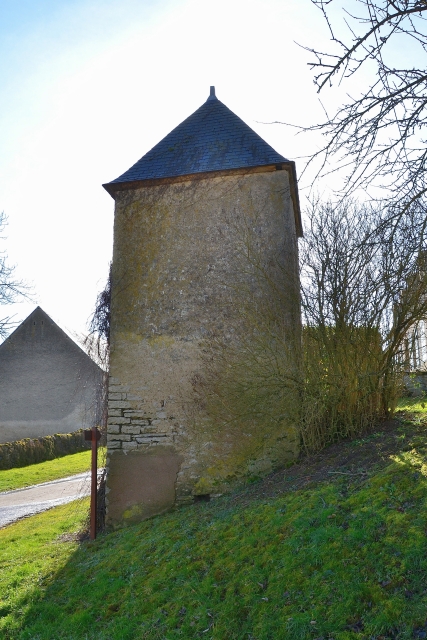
[103,88,303,526]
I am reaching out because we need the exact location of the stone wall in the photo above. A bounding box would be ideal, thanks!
[105,168,301,526]
[403,372,427,396]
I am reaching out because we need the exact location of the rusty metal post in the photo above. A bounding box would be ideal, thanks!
[84,427,101,540]
[90,426,98,540]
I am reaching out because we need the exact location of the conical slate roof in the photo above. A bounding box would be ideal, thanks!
[104,88,289,191]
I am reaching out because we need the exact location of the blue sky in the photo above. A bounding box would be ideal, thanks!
[0,0,371,340]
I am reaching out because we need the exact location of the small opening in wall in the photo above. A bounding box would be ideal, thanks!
[194,494,210,503]
[33,322,36,325]
[275,164,283,170]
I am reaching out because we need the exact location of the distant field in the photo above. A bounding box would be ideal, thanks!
[0,448,106,493]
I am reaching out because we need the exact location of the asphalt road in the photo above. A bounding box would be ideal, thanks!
[0,472,98,528]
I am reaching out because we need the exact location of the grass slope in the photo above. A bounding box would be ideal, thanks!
[397,397,427,413]
[2,416,427,639]
[0,449,106,493]
[0,499,90,637]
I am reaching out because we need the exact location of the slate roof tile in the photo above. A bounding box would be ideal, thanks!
[104,88,289,188]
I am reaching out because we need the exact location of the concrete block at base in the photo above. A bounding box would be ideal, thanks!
[106,446,184,527]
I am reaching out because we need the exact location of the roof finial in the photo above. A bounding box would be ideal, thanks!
[207,86,217,101]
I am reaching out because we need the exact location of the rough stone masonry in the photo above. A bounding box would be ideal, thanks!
[103,87,303,527]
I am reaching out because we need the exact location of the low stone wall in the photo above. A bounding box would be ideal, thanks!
[0,430,91,470]
[403,372,427,396]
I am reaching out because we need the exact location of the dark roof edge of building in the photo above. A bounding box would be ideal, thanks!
[0,306,44,349]
[103,162,303,237]
[287,161,303,238]
[0,306,104,369]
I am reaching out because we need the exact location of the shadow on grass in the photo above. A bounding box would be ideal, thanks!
[8,436,427,640]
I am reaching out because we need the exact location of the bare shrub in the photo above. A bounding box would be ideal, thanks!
[0,212,30,338]
[84,264,112,439]
[300,197,427,451]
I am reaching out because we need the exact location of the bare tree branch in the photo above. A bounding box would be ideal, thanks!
[300,1,427,206]
[0,211,30,338]
[300,197,427,429]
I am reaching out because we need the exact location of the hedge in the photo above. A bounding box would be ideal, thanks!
[0,430,91,470]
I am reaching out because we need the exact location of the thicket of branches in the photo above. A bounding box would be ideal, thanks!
[0,212,28,338]
[86,262,111,369]
[83,264,112,436]
[300,197,427,450]
[303,0,427,209]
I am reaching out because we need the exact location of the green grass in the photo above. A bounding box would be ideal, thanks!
[0,449,105,493]
[397,395,427,413]
[0,499,90,638]
[3,438,427,639]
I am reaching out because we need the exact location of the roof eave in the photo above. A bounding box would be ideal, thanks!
[103,162,303,237]
[102,164,283,197]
